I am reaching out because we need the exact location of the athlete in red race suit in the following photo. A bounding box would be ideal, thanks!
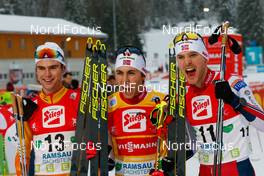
[108,46,167,176]
[174,32,264,176]
[15,42,79,176]
[0,103,17,175]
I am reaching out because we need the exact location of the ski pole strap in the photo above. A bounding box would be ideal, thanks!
[150,98,168,128]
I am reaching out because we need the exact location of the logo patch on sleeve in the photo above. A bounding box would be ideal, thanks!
[109,97,117,107]
[233,80,247,91]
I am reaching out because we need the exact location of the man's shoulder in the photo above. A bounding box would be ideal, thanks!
[108,92,120,111]
[227,75,248,92]
[65,88,80,101]
[146,90,166,101]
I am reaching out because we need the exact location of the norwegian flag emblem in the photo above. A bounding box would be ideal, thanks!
[181,44,189,51]
[123,59,131,65]
[123,49,131,56]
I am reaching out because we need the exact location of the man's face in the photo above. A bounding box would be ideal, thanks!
[36,60,64,94]
[177,51,208,87]
[115,66,145,99]
[64,74,72,85]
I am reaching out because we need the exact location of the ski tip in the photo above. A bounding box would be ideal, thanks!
[168,41,174,48]
[92,44,98,52]
[95,39,102,46]
[87,37,93,44]
[87,38,93,50]
[100,44,106,51]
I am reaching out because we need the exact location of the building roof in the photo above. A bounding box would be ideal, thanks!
[0,14,107,38]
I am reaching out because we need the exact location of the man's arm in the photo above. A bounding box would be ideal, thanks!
[215,77,264,131]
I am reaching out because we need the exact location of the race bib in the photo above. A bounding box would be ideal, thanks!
[32,131,75,175]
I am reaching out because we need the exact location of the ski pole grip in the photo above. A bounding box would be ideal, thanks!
[221,21,229,46]
[11,93,18,114]
[16,96,24,116]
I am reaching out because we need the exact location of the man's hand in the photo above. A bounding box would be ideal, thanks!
[86,141,97,160]
[215,80,240,109]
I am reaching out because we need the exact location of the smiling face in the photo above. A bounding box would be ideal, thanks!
[36,60,65,95]
[177,51,208,88]
[115,66,145,99]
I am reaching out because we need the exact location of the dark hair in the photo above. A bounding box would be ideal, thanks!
[71,79,79,90]
[115,46,146,63]
[6,82,14,91]
[63,72,72,78]
[107,75,115,81]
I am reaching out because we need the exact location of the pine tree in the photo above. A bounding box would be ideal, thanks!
[216,0,238,26]
[188,0,204,22]
[237,0,264,46]
[65,0,89,26]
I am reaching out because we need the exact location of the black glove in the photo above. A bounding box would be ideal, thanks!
[215,81,240,109]
[108,157,115,171]
[161,157,174,173]
[108,145,115,171]
[15,97,38,121]
[21,97,38,121]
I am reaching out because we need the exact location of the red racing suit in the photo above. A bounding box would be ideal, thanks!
[15,86,79,176]
[0,104,17,174]
[187,69,264,175]
[108,90,165,176]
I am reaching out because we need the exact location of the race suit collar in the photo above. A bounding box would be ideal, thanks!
[39,86,68,104]
[119,89,147,105]
[188,68,215,91]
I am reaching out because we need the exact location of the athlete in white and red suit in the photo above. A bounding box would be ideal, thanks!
[108,46,167,176]
[174,32,264,176]
[15,42,80,176]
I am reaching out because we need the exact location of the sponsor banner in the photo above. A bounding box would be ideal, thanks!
[203,34,243,77]
[245,46,263,65]
[257,65,264,73]
[249,82,264,109]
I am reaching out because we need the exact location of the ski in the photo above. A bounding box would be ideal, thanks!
[167,45,177,176]
[71,38,108,176]
[71,37,94,175]
[176,55,186,176]
[168,43,186,176]
[97,42,108,175]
